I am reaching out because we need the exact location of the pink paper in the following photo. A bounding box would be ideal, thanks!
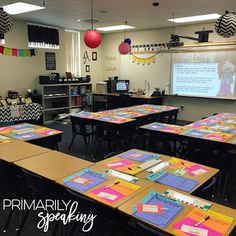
[187,165,208,176]
[162,127,181,133]
[105,159,133,169]
[38,129,59,136]
[205,134,228,141]
[173,217,222,236]
[91,186,124,204]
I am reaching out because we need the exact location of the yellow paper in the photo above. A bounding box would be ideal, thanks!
[111,179,140,196]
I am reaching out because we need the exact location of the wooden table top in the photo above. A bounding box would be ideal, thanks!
[14,151,94,181]
[227,136,236,145]
[136,154,219,193]
[56,165,153,209]
[118,183,236,236]
[0,140,51,162]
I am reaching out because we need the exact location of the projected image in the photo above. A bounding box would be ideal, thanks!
[218,61,235,96]
[172,51,236,99]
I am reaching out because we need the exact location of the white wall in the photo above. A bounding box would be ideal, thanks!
[0,20,67,97]
[100,23,236,121]
[0,21,102,97]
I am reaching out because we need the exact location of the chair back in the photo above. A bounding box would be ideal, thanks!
[136,222,168,236]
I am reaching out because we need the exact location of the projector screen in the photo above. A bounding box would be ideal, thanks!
[171,50,236,99]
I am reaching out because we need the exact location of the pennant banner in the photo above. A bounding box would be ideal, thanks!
[0,46,37,57]
[131,54,156,65]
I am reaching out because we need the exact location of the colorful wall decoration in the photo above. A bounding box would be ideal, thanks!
[0,45,36,57]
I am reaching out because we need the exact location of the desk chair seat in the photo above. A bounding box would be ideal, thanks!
[68,116,96,156]
[194,176,217,200]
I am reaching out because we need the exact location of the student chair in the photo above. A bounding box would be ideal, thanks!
[136,222,168,236]
[119,93,132,107]
[63,188,121,236]
[6,168,63,236]
[161,110,178,125]
[68,115,96,157]
[1,161,22,235]
[194,176,217,200]
[103,151,122,159]
[221,149,236,201]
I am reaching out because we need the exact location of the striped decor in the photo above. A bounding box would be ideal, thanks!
[215,12,236,38]
[0,8,13,34]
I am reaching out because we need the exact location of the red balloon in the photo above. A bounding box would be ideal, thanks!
[84,30,102,48]
[118,42,130,55]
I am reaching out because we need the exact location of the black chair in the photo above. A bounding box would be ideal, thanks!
[15,168,64,236]
[119,93,132,108]
[68,115,96,156]
[136,222,168,236]
[103,151,122,159]
[194,176,217,200]
[160,110,178,125]
[63,188,121,236]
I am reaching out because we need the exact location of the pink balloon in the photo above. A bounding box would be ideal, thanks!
[84,30,102,48]
[118,42,130,54]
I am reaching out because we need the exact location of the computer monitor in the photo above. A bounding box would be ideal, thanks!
[116,80,129,93]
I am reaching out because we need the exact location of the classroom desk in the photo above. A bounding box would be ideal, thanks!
[136,154,219,193]
[0,134,11,144]
[14,151,94,181]
[118,184,236,236]
[56,164,152,209]
[97,148,219,193]
[93,92,163,111]
[0,140,50,163]
[227,136,236,145]
[0,123,63,149]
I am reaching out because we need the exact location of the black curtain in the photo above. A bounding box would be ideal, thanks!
[28,25,59,45]
[0,34,4,40]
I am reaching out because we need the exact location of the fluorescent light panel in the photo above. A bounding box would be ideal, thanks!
[168,13,221,23]
[97,25,135,31]
[3,2,45,15]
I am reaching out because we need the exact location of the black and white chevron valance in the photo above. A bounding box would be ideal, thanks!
[215,11,236,38]
[0,103,42,122]
[0,8,13,34]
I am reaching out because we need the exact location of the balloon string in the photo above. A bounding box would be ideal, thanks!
[91,0,94,30]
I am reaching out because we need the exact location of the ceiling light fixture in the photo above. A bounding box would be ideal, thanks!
[97,25,135,32]
[168,13,221,23]
[3,2,45,15]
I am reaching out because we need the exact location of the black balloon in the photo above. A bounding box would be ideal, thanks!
[124,38,131,45]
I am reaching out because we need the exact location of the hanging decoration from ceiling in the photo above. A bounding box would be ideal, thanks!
[84,0,102,48]
[0,46,36,57]
[119,41,130,55]
[118,21,131,55]
[215,11,236,38]
[130,44,166,65]
[0,8,13,34]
